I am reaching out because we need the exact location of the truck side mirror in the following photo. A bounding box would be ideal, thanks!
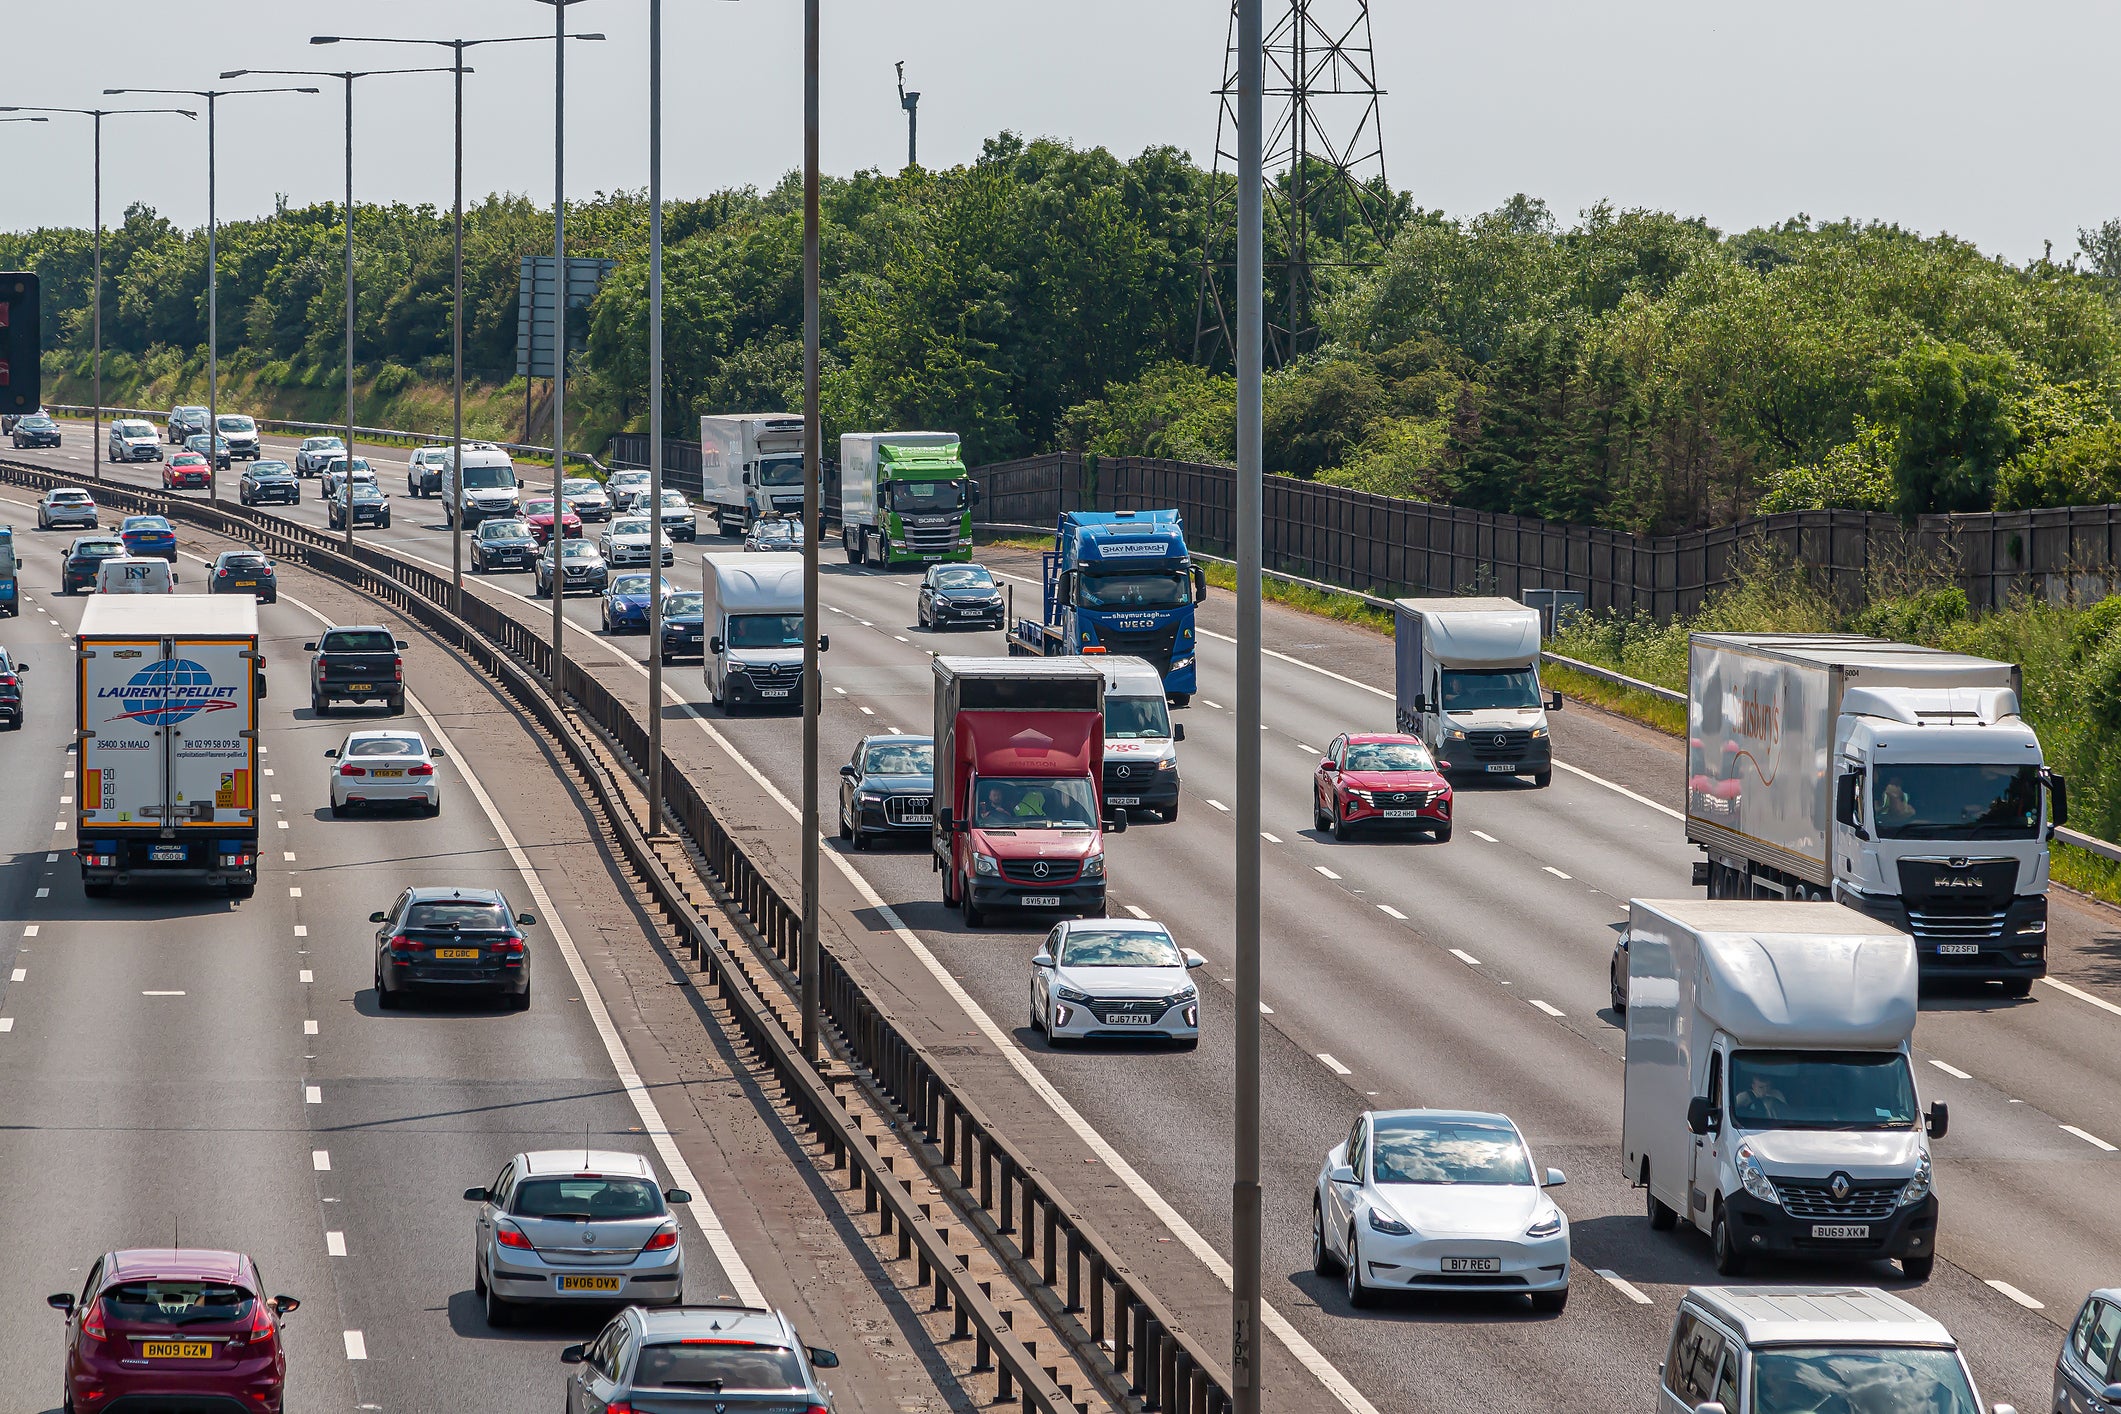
[818,634,830,653]
[971,482,984,505]
[1412,695,1429,715]
[1546,690,1563,711]
[1103,811,1128,834]
[1192,564,1207,604]
[1172,723,1185,742]
[708,637,724,655]
[1686,1096,1718,1136]
[1834,771,1864,836]
[1926,1102,1949,1139]
[2046,771,2069,829]
[741,471,753,485]
[937,807,955,834]
[1692,1404,1729,1414]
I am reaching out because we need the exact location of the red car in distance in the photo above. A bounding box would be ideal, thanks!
[48,1248,301,1413]
[1313,732,1454,841]
[522,496,583,545]
[163,450,212,490]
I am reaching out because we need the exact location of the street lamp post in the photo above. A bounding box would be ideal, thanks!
[646,0,666,835]
[310,30,598,613]
[105,85,319,505]
[2,106,195,479]
[800,0,822,1062]
[219,66,456,550]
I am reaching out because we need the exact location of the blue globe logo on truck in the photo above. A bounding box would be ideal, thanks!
[99,658,241,725]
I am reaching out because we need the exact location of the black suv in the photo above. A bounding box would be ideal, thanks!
[59,535,126,594]
[328,481,391,529]
[239,460,300,506]
[371,886,536,1010]
[209,550,278,602]
[0,648,26,730]
[168,405,209,444]
[916,562,1006,631]
[307,625,408,715]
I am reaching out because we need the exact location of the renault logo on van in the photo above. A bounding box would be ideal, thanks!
[1828,1172,1852,1202]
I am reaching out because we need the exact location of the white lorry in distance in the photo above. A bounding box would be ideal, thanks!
[700,551,814,712]
[1622,898,1947,1282]
[75,595,265,898]
[1687,632,2061,995]
[1393,597,1560,785]
[699,414,806,537]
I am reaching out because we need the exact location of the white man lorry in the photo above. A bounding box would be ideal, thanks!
[1393,597,1561,785]
[1623,898,1948,1282]
[699,413,807,537]
[1687,633,2062,995]
[76,596,265,898]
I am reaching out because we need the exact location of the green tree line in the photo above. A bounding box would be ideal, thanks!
[11,133,2121,532]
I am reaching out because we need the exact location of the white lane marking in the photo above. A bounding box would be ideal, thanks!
[312,1150,331,1171]
[1317,1053,1351,1075]
[300,970,314,983]
[34,888,48,898]
[1543,866,1571,880]
[1124,905,1152,920]
[2061,1124,2117,1152]
[0,1018,12,1033]
[64,770,74,779]
[289,887,302,897]
[264,768,274,776]
[5,968,22,983]
[858,706,874,716]
[304,1020,319,1036]
[2041,976,2121,1018]
[284,851,296,862]
[1259,1002,1274,1014]
[1261,831,1282,844]
[1927,1058,1972,1080]
[1201,627,1388,697]
[326,1231,347,1257]
[833,686,846,695]
[1314,865,1340,880]
[143,990,186,996]
[1529,999,1565,1017]
[52,821,64,831]
[59,796,71,805]
[1450,949,1481,966]
[1201,699,1223,709]
[293,926,308,938]
[1987,1279,2045,1310]
[277,820,289,829]
[1595,1269,1654,1305]
[1296,743,1318,754]
[22,926,36,937]
[1207,799,1229,812]
[43,855,55,864]
[1377,904,1406,920]
[343,1329,367,1359]
[893,635,908,643]
[1551,758,1684,821]
[1471,829,1498,842]
[858,618,872,626]
[305,1086,323,1104]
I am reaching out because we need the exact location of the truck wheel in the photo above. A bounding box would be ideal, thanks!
[1998,977,2034,998]
[1161,798,1180,823]
[83,881,111,900]
[228,880,255,900]
[1168,694,1190,708]
[1711,1204,1747,1276]
[1900,1253,1935,1281]
[1532,770,1552,788]
[1646,1167,1678,1231]
[961,886,984,930]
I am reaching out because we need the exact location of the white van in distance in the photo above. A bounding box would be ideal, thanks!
[95,557,176,594]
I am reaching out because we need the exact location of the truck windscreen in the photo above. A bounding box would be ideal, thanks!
[1870,763,2041,841]
[462,466,515,489]
[1727,1050,1917,1131]
[727,613,804,649]
[1106,697,1171,739]
[758,457,805,487]
[1751,1347,1978,1414]
[887,479,966,513]
[1077,570,1187,609]
[974,776,1098,828]
[1440,667,1542,712]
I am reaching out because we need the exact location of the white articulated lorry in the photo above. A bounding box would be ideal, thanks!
[1687,633,2062,995]
[75,596,264,898]
[1393,597,1561,785]
[1623,898,1948,1281]
[699,413,807,537]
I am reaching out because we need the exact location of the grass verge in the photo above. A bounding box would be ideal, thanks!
[1194,560,1397,636]
[1538,662,1687,736]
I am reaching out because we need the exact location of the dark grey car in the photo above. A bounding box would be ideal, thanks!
[2057,1290,2121,1414]
[563,1304,838,1413]
[837,734,934,850]
[168,405,209,444]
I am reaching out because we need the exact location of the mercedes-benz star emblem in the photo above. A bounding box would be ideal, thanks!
[1116,764,1131,778]
[1492,735,1507,748]
[1828,1172,1852,1202]
[1032,860,1050,878]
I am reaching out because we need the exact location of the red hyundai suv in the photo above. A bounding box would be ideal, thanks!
[49,1249,300,1412]
[1313,732,1454,841]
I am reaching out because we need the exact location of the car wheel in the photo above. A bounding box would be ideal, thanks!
[1900,1253,1934,1281]
[388,696,405,717]
[1646,1167,1678,1231]
[1343,1227,1372,1308]
[1530,1286,1568,1314]
[1711,1203,1747,1276]
[1611,964,1626,1014]
[1312,1199,1342,1277]
[1313,791,1329,831]
[330,799,347,819]
[423,797,441,818]
[850,823,866,851]
[838,809,852,843]
[376,973,401,1010]
[1431,823,1452,843]
[482,1279,512,1328]
[312,696,330,717]
[507,986,531,1013]
[1328,798,1345,840]
[1532,770,1552,788]
[1161,798,1180,822]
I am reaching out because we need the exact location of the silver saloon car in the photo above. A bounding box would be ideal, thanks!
[468,1149,689,1327]
[1031,917,1204,1047]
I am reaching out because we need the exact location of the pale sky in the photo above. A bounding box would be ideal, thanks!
[4,1,2116,263]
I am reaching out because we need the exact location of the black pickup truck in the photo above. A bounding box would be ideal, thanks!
[307,625,408,716]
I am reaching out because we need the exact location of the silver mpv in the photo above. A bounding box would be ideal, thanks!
[467,1149,690,1327]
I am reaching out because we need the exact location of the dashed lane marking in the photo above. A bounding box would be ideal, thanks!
[2061,1124,2117,1152]
[326,1231,347,1257]
[1529,999,1565,1017]
[1471,829,1499,843]
[312,1151,331,1171]
[1987,1280,2044,1310]
[1124,905,1152,920]
[304,1020,319,1035]
[1595,1270,1654,1305]
[142,991,185,996]
[300,970,313,984]
[0,1019,12,1033]
[1317,1053,1351,1075]
[1928,1059,1972,1080]
[1201,699,1223,709]
[9,968,23,981]
[1208,799,1229,812]
[1296,743,1318,754]
[305,1086,323,1104]
[289,887,302,897]
[21,926,36,937]
[1315,865,1340,880]
[343,1330,367,1360]
[1261,832,1282,843]
[34,888,47,898]
[1450,949,1481,966]
[293,926,308,938]
[1376,904,1406,920]
[1543,866,1571,880]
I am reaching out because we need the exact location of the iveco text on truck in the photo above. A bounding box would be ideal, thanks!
[1393,597,1560,784]
[76,596,264,898]
[1687,633,2061,994]
[933,656,1121,927]
[1623,898,1947,1280]
[700,413,806,536]
[1009,511,1206,704]
[839,431,976,567]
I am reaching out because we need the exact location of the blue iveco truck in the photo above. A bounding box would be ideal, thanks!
[1009,510,1207,705]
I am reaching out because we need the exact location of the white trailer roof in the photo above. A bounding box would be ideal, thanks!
[702,552,805,611]
[78,595,259,638]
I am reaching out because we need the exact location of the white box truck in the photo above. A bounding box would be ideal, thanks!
[701,551,811,712]
[1687,633,2061,994]
[699,414,806,537]
[1622,898,1948,1281]
[1392,597,1560,784]
[76,596,265,898]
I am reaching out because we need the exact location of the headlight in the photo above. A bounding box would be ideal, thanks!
[1735,1143,1777,1203]
[1055,984,1091,1004]
[1529,726,1549,739]
[1172,655,1195,670]
[1898,1150,1933,1208]
[2016,919,2046,934]
[1171,983,1197,1004]
[860,792,883,805]
[1347,788,1374,805]
[1367,1207,1411,1237]
[1524,1208,1564,1238]
[1155,757,1175,771]
[1082,852,1105,878]
[1445,728,1466,741]
[973,852,999,877]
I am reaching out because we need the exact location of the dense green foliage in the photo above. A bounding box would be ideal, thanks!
[13,140,2121,531]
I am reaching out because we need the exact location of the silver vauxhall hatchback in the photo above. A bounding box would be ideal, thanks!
[467,1149,690,1327]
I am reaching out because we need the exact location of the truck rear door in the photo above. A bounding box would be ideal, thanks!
[165,638,256,828]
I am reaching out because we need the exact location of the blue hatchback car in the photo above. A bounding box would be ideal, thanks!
[118,514,177,563]
[600,572,673,635]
